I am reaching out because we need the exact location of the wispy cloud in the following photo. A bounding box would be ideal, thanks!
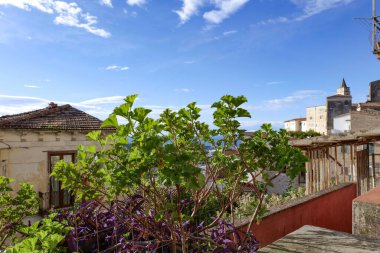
[175,88,192,92]
[291,0,354,21]
[100,0,113,8]
[123,9,138,17]
[184,60,196,64]
[223,30,237,36]
[126,0,146,7]
[266,81,286,86]
[80,96,126,105]
[0,95,132,119]
[175,0,249,25]
[265,90,324,109]
[105,65,130,71]
[257,0,354,25]
[24,85,41,89]
[0,0,110,38]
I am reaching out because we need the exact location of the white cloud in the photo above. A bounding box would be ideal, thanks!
[175,0,248,25]
[0,0,110,38]
[24,84,41,88]
[203,0,249,24]
[175,0,205,24]
[100,0,113,8]
[105,65,130,71]
[184,60,195,64]
[126,0,146,7]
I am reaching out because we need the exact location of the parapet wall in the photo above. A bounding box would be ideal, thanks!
[237,183,357,248]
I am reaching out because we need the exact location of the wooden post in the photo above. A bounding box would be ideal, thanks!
[372,145,376,189]
[306,150,311,194]
[334,146,338,185]
[354,145,358,182]
[342,145,346,183]
[322,148,326,190]
[327,147,331,188]
[313,149,316,192]
[350,144,354,182]
[317,149,321,191]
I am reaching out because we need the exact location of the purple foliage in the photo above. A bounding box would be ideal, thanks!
[55,195,258,252]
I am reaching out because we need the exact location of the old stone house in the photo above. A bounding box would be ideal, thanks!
[0,102,112,211]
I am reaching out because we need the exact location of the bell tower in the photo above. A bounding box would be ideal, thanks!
[336,78,351,96]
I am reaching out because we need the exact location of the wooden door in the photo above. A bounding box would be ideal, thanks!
[356,149,370,195]
[49,153,75,208]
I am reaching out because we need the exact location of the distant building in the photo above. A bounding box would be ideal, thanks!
[284,118,306,132]
[369,80,380,102]
[305,105,327,134]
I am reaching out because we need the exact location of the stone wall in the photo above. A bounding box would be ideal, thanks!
[351,110,380,132]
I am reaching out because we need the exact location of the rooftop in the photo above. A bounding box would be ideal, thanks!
[0,102,110,131]
[284,117,306,123]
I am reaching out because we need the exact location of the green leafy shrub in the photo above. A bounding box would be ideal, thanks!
[6,214,70,253]
[0,176,39,249]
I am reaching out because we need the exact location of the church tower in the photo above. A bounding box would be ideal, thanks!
[326,78,352,132]
[336,78,351,96]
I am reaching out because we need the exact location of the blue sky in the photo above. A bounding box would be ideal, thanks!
[0,0,379,130]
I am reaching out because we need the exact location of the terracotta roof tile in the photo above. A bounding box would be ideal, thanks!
[0,103,112,131]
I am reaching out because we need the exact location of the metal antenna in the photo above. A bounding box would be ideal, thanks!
[373,0,377,54]
[372,0,380,59]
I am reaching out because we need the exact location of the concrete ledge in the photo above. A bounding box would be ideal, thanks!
[353,185,380,240]
[259,225,380,253]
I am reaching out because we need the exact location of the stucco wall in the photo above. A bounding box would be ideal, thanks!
[237,183,357,248]
[0,129,99,193]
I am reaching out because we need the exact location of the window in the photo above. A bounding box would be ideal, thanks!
[49,152,76,209]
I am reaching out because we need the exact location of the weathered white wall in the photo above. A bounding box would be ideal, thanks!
[333,113,351,133]
[0,130,100,193]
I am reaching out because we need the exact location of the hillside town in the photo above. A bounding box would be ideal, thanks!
[1,0,380,253]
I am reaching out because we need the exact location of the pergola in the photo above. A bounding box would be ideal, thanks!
[290,130,380,195]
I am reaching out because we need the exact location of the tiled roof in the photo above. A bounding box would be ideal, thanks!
[0,103,111,131]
